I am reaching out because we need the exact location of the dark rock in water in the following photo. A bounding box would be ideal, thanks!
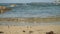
[0,6,12,14]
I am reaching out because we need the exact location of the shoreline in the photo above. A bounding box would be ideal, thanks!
[0,17,60,22]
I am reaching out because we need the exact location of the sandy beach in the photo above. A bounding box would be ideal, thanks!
[0,25,60,34]
[0,17,60,34]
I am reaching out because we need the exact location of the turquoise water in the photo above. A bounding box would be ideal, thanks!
[0,3,60,18]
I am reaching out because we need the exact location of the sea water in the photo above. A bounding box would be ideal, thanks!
[0,3,60,18]
[0,3,60,26]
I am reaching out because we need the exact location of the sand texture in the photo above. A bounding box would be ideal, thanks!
[0,25,60,34]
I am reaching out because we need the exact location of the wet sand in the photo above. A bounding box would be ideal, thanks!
[0,17,60,23]
[0,17,60,34]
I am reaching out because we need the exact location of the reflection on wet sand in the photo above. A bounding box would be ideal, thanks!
[0,17,60,22]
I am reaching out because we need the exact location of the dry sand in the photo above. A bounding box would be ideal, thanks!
[0,25,60,34]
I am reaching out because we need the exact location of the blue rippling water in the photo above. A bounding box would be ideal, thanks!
[0,3,60,18]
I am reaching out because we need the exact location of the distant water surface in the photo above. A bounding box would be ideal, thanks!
[0,3,60,18]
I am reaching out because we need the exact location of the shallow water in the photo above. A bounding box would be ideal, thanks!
[0,21,60,26]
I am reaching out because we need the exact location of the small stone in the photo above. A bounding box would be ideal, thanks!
[23,30,25,32]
